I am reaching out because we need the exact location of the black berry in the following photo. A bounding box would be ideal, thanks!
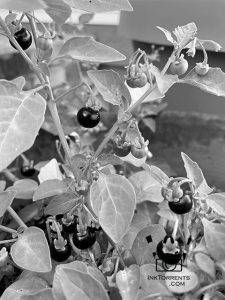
[77,107,100,128]
[10,28,32,50]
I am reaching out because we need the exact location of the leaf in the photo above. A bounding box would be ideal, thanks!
[11,76,26,90]
[79,13,94,24]
[151,65,178,95]
[140,264,171,295]
[38,62,50,77]
[0,0,46,10]
[0,80,46,171]
[53,262,110,300]
[44,0,72,25]
[38,158,63,183]
[88,69,131,106]
[143,164,169,185]
[11,227,52,273]
[199,39,222,52]
[181,152,213,196]
[142,117,156,133]
[33,179,70,201]
[90,173,136,243]
[129,171,164,203]
[206,193,225,217]
[157,26,175,45]
[202,218,225,262]
[63,0,133,12]
[58,36,126,63]
[7,179,38,200]
[0,276,49,300]
[44,192,79,216]
[22,288,54,300]
[165,267,199,294]
[195,252,216,279]
[116,265,140,300]
[119,152,147,168]
[173,23,197,49]
[97,154,123,167]
[181,67,225,98]
[120,202,158,249]
[131,225,166,265]
[0,190,16,217]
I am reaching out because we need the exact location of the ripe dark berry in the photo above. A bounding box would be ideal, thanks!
[10,28,32,50]
[77,107,100,128]
[50,242,71,262]
[169,194,193,215]
[113,143,131,157]
[72,227,96,250]
[156,236,182,265]
[20,165,35,177]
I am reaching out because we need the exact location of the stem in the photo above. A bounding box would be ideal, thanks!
[26,12,48,33]
[83,204,98,223]
[7,207,28,229]
[0,225,17,234]
[2,169,19,182]
[26,13,38,48]
[0,239,17,245]
[195,280,225,297]
[172,218,179,239]
[13,13,25,33]
[161,53,175,75]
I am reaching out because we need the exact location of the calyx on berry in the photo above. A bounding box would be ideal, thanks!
[195,62,209,76]
[113,135,131,157]
[156,235,182,265]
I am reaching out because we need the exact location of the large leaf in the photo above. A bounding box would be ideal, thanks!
[44,192,79,216]
[181,67,225,98]
[7,179,38,200]
[202,218,225,262]
[22,288,54,300]
[116,265,140,300]
[165,267,199,294]
[58,36,126,63]
[0,276,49,300]
[88,69,131,106]
[143,164,169,185]
[195,252,216,279]
[129,170,163,203]
[52,262,110,300]
[33,179,70,201]
[206,193,225,217]
[90,173,136,243]
[0,80,46,171]
[131,225,166,265]
[11,227,52,273]
[140,264,171,295]
[63,0,132,12]
[181,152,213,196]
[0,190,16,217]
[0,0,46,10]
[44,0,72,25]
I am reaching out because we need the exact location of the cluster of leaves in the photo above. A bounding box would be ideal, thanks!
[0,0,225,299]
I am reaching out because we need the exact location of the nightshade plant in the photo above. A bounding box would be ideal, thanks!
[0,1,225,299]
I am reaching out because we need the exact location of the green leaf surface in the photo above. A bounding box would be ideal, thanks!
[143,164,169,186]
[44,192,79,216]
[44,0,72,24]
[21,288,54,300]
[88,69,131,106]
[0,0,46,10]
[90,173,136,243]
[129,170,163,203]
[116,264,140,300]
[63,0,132,12]
[97,154,123,167]
[0,190,16,217]
[181,67,225,97]
[206,193,225,217]
[38,158,63,183]
[33,179,70,201]
[0,276,49,300]
[165,267,199,294]
[202,218,225,262]
[195,252,216,279]
[11,227,52,273]
[131,225,166,265]
[151,65,178,95]
[181,152,213,196]
[52,262,110,300]
[58,36,126,63]
[0,180,6,192]
[7,179,38,200]
[140,264,171,295]
[0,80,46,172]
